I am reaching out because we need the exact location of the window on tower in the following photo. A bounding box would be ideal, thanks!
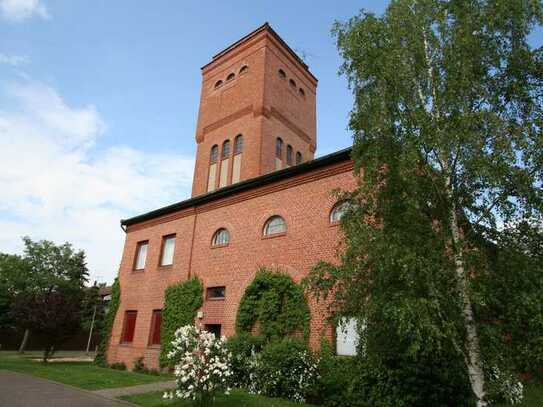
[239,65,248,74]
[226,73,235,81]
[214,80,223,89]
[210,145,219,163]
[296,151,303,165]
[222,140,230,159]
[234,134,243,154]
[286,145,293,166]
[278,69,286,79]
[289,79,296,88]
[275,138,283,159]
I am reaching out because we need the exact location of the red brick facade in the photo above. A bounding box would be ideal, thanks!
[107,24,356,370]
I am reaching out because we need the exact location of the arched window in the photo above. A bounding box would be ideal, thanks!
[275,138,283,159]
[278,69,286,79]
[222,140,230,159]
[330,201,353,224]
[286,145,293,165]
[226,73,235,81]
[214,80,223,89]
[210,145,219,163]
[212,228,230,247]
[289,79,296,88]
[234,134,243,154]
[239,65,248,74]
[296,151,302,165]
[299,88,305,97]
[263,216,287,236]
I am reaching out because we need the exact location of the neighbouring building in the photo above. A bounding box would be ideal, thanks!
[107,23,358,369]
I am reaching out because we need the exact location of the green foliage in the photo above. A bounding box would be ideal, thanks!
[159,277,203,367]
[253,338,319,403]
[226,333,265,389]
[133,357,145,373]
[109,362,127,371]
[236,268,310,343]
[0,253,29,329]
[95,278,120,366]
[81,285,106,333]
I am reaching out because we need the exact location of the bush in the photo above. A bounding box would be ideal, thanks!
[164,325,232,407]
[110,362,126,370]
[226,333,265,389]
[253,338,319,403]
[160,278,203,367]
[133,357,147,374]
[95,278,120,366]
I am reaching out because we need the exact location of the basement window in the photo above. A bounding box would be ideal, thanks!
[207,286,226,300]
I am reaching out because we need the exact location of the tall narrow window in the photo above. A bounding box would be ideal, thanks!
[286,145,293,165]
[234,134,243,154]
[289,79,297,88]
[222,140,230,159]
[134,241,148,271]
[210,145,218,163]
[121,310,137,343]
[278,69,286,79]
[296,151,303,165]
[275,138,283,159]
[149,310,162,346]
[160,235,176,266]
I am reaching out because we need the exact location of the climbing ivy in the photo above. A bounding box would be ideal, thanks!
[94,277,120,366]
[236,268,310,343]
[159,277,203,367]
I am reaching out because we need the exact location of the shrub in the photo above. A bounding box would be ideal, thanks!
[236,268,310,343]
[94,278,120,366]
[164,325,232,407]
[252,338,319,403]
[110,362,126,370]
[160,277,203,367]
[226,333,265,389]
[133,357,148,374]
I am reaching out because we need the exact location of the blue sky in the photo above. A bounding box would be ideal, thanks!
[0,0,389,283]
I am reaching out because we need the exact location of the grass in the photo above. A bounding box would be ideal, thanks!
[496,384,543,407]
[0,351,170,390]
[121,389,310,407]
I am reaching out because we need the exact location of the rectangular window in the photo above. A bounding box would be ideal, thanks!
[205,324,221,338]
[160,235,176,266]
[206,286,225,299]
[149,310,162,346]
[121,310,137,343]
[134,241,148,270]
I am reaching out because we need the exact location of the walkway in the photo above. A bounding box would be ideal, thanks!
[0,370,134,407]
[92,380,176,399]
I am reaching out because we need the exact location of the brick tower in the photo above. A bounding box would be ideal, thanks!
[191,23,318,197]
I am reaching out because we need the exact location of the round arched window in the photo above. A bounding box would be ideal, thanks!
[275,137,283,159]
[222,140,230,159]
[296,151,303,165]
[299,88,305,97]
[212,228,230,247]
[239,65,248,74]
[289,79,296,88]
[234,134,243,154]
[214,80,223,89]
[263,216,287,236]
[330,201,353,224]
[226,73,235,81]
[278,69,286,79]
[286,145,293,165]
[210,145,219,163]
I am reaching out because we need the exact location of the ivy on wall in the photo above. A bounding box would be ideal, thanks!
[236,268,310,342]
[94,277,120,366]
[159,277,204,367]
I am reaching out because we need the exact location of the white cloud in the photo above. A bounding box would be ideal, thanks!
[0,79,194,283]
[0,53,29,67]
[0,0,49,21]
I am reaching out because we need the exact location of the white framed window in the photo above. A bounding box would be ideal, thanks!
[160,235,176,266]
[212,228,230,247]
[134,241,148,270]
[263,216,287,236]
[330,201,353,224]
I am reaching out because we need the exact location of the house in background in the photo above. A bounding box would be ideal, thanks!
[107,23,358,369]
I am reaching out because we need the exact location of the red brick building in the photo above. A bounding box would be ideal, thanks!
[107,23,356,369]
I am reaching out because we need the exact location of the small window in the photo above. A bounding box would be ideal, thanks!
[121,310,137,343]
[286,145,293,165]
[296,151,303,165]
[214,80,223,89]
[205,324,222,338]
[299,88,305,97]
[330,201,353,224]
[160,235,175,266]
[278,69,286,79]
[275,138,283,159]
[222,140,230,159]
[234,134,243,154]
[226,73,235,81]
[210,145,219,163]
[239,65,248,74]
[134,241,148,270]
[149,310,162,346]
[212,228,230,247]
[289,79,296,88]
[207,286,226,299]
[263,216,287,236]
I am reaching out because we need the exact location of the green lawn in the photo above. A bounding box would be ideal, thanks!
[121,389,310,407]
[0,351,169,390]
[496,384,543,407]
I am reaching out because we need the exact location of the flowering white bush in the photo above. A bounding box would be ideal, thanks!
[163,325,232,407]
[488,366,524,405]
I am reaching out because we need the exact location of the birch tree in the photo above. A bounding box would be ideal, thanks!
[305,1,543,405]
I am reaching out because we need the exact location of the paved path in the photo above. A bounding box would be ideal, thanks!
[93,380,176,399]
[0,370,134,407]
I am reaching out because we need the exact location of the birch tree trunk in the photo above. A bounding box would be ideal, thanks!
[18,329,29,354]
[447,195,487,406]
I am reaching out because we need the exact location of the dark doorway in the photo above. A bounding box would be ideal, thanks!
[204,324,222,338]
